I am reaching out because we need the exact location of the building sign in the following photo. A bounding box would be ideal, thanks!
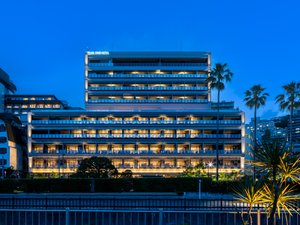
[87,51,110,55]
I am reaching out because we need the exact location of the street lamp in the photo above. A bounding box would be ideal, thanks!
[207,162,213,177]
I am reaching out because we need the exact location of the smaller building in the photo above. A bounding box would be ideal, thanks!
[0,113,26,177]
[5,94,67,124]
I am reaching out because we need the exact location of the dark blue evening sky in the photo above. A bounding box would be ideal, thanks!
[1,0,299,121]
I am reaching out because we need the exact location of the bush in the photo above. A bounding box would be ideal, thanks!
[0,177,290,193]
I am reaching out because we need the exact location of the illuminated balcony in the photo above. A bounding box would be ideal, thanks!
[88,73,208,79]
[87,99,208,103]
[30,149,242,156]
[31,119,241,125]
[88,86,208,91]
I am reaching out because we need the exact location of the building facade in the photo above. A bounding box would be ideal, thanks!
[0,113,26,176]
[27,51,245,176]
[5,94,66,124]
[0,68,16,112]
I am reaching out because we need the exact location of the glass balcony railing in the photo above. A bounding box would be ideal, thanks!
[31,133,241,139]
[88,73,208,78]
[31,120,241,125]
[30,149,242,155]
[88,62,208,67]
[88,86,208,91]
[88,99,208,103]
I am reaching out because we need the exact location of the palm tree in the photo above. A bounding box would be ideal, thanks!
[234,179,264,225]
[206,63,233,181]
[244,85,269,178]
[235,138,300,225]
[276,82,300,145]
[253,138,298,225]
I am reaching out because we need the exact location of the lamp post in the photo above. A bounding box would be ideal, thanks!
[198,179,202,199]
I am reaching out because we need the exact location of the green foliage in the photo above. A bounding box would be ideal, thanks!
[120,169,133,178]
[275,82,300,112]
[235,138,300,225]
[71,157,118,178]
[206,63,233,92]
[0,177,246,193]
[276,82,300,143]
[244,85,269,110]
[181,163,207,178]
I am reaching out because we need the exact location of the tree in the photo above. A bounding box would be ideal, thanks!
[120,169,133,178]
[235,138,299,225]
[275,82,300,145]
[234,178,264,225]
[206,63,233,181]
[72,157,118,178]
[244,84,269,178]
[181,163,207,177]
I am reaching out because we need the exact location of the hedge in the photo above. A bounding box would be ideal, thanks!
[0,178,247,193]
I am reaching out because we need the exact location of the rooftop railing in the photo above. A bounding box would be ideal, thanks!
[88,62,208,67]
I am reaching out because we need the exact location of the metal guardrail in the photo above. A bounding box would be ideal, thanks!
[0,208,299,225]
[0,197,262,211]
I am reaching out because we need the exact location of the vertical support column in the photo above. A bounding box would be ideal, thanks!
[65,208,69,225]
[257,210,261,225]
[158,209,163,225]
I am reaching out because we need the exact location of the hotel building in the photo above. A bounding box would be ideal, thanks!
[27,51,245,176]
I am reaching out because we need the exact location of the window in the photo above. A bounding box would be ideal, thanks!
[0,159,7,165]
[0,125,5,132]
[0,137,7,143]
[0,148,7,154]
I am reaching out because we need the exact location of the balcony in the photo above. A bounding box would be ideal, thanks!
[30,149,242,156]
[31,133,241,139]
[88,86,208,91]
[31,119,241,125]
[87,99,208,103]
[88,73,208,79]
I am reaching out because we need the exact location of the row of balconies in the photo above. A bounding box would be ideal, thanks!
[88,73,207,79]
[87,99,208,103]
[31,164,240,169]
[88,63,208,68]
[30,150,242,155]
[31,119,241,125]
[88,86,208,91]
[31,134,242,139]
